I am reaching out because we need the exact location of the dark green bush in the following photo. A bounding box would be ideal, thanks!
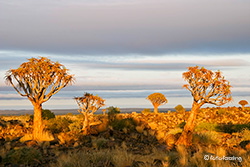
[46,117,73,134]
[177,121,186,129]
[111,118,135,131]
[29,109,55,121]
[107,106,120,122]
[4,147,42,165]
[216,123,250,134]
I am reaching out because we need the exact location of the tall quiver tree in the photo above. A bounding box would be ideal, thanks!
[5,57,74,140]
[75,93,105,135]
[176,66,232,147]
[146,93,167,113]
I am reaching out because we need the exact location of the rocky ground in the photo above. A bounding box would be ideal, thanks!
[1,107,250,166]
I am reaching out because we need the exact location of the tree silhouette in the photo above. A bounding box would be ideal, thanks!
[5,57,74,140]
[239,100,248,111]
[176,66,232,146]
[146,93,167,113]
[74,93,105,135]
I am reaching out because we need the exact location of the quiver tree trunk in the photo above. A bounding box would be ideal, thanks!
[82,113,90,135]
[242,105,245,111]
[153,104,159,113]
[33,103,43,140]
[175,102,202,147]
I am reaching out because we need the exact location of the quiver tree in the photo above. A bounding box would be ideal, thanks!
[74,93,105,135]
[239,100,248,111]
[146,93,167,113]
[176,66,232,147]
[5,57,74,140]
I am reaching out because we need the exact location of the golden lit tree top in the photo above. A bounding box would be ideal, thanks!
[5,57,75,104]
[146,93,167,107]
[183,66,232,106]
[74,93,105,114]
[239,100,248,106]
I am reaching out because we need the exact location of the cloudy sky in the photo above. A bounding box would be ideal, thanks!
[0,0,250,110]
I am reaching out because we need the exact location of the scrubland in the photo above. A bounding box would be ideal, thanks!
[1,107,250,166]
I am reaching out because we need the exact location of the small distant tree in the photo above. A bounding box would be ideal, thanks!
[107,106,120,122]
[5,57,74,140]
[176,66,232,147]
[239,100,248,111]
[175,104,185,114]
[74,93,105,135]
[146,93,167,113]
[141,108,152,114]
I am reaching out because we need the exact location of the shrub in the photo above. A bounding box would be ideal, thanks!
[193,131,220,145]
[141,108,152,114]
[241,128,250,141]
[175,105,185,114]
[69,120,82,133]
[217,108,226,115]
[92,137,108,149]
[195,123,218,132]
[107,106,120,122]
[4,147,42,165]
[107,106,120,115]
[111,118,135,131]
[216,123,250,134]
[46,117,73,134]
[177,121,186,129]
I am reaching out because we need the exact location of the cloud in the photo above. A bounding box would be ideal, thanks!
[0,0,250,55]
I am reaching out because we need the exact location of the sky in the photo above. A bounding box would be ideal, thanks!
[0,0,250,110]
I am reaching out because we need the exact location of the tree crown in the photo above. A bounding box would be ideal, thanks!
[146,93,167,107]
[183,66,232,106]
[74,93,105,114]
[239,100,248,106]
[5,57,74,104]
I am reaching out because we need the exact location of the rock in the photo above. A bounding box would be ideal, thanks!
[148,122,158,130]
[73,142,79,147]
[122,128,128,134]
[20,134,33,143]
[165,134,176,146]
[156,131,165,141]
[136,126,144,133]
[133,117,140,125]
[4,142,12,151]
[148,130,155,136]
[25,140,38,147]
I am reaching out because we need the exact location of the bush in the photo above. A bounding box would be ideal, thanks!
[4,147,42,165]
[92,137,108,149]
[111,118,135,131]
[141,108,152,114]
[175,105,185,114]
[46,117,73,134]
[107,106,120,122]
[29,109,55,121]
[195,122,218,132]
[69,120,82,133]
[177,121,186,129]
